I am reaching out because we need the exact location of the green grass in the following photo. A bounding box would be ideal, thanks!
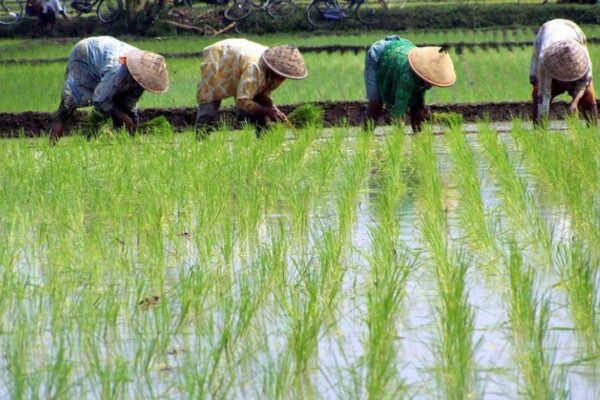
[3,26,590,61]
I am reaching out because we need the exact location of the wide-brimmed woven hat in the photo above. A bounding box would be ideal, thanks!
[542,39,590,82]
[261,45,308,80]
[408,46,456,87]
[126,49,169,94]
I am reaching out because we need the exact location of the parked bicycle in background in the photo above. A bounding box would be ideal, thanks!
[0,0,121,25]
[225,0,296,21]
[306,0,387,27]
[70,0,122,23]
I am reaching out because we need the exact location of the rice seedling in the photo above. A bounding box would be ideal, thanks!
[505,241,569,400]
[335,129,372,237]
[556,241,600,357]
[281,228,346,397]
[432,112,464,129]
[138,115,174,135]
[2,117,600,398]
[411,130,478,399]
[510,120,600,248]
[364,129,410,399]
[287,103,325,128]
[478,123,552,266]
[444,126,499,262]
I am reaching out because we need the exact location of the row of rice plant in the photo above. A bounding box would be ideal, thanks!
[0,120,599,397]
[412,130,478,399]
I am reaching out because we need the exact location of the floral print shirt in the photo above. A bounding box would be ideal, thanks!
[196,39,282,113]
[376,38,429,118]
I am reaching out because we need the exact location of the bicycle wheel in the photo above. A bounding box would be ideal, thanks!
[224,0,252,21]
[356,0,386,25]
[267,0,295,18]
[0,0,23,25]
[306,0,336,28]
[97,0,122,23]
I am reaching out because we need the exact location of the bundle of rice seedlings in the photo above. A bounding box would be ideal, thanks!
[432,112,464,128]
[138,116,173,136]
[80,110,112,136]
[287,103,324,128]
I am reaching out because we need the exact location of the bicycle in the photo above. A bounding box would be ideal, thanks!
[224,0,295,21]
[0,0,23,25]
[306,0,387,28]
[70,0,122,23]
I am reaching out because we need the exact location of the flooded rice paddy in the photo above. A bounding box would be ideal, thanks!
[0,121,598,399]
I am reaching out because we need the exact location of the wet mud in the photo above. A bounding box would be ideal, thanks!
[0,101,577,137]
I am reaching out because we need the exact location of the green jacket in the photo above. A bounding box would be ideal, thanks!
[376,39,429,118]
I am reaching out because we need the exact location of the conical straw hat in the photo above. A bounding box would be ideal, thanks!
[261,45,308,80]
[542,39,590,82]
[408,46,456,87]
[126,49,170,94]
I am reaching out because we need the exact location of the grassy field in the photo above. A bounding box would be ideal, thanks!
[2,38,599,112]
[2,26,600,61]
[0,27,550,61]
[0,119,599,398]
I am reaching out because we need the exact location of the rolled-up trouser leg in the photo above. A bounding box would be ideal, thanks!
[364,52,380,103]
[364,52,383,129]
[195,101,221,131]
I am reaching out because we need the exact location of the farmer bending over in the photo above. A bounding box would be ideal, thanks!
[50,36,169,143]
[196,39,308,132]
[364,35,456,132]
[530,19,597,125]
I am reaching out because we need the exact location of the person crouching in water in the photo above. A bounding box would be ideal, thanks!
[530,19,597,125]
[363,35,456,132]
[195,39,308,133]
[50,36,169,143]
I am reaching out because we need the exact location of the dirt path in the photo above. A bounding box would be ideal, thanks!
[0,101,575,137]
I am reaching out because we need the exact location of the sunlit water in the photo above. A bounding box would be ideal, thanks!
[1,123,598,399]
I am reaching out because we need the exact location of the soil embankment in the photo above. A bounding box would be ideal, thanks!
[0,101,574,137]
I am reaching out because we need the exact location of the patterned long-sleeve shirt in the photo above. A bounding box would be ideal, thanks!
[530,19,592,118]
[61,36,144,115]
[376,39,429,118]
[196,39,283,113]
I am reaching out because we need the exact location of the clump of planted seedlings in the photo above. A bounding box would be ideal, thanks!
[412,130,478,399]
